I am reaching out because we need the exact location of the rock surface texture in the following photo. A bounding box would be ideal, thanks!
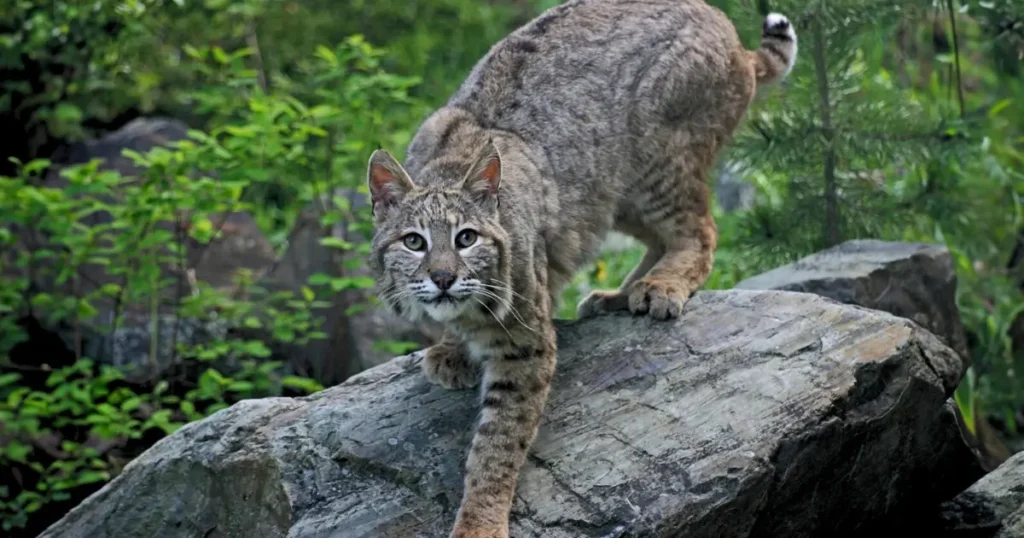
[938,452,1024,537]
[42,290,974,538]
[738,239,1011,471]
[736,239,970,358]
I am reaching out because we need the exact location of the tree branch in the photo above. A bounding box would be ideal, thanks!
[811,9,840,247]
[945,0,966,118]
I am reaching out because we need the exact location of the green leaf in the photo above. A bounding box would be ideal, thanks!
[228,381,255,393]
[211,46,229,64]
[3,441,31,464]
[201,368,228,386]
[77,300,99,319]
[282,376,324,394]
[331,276,375,291]
[72,470,110,486]
[989,99,1012,118]
[308,273,333,286]
[180,400,196,416]
[53,103,83,123]
[182,44,205,60]
[241,340,271,358]
[84,413,112,425]
[120,149,150,167]
[315,45,339,66]
[21,159,51,176]
[120,397,141,413]
[45,370,67,387]
[319,237,354,250]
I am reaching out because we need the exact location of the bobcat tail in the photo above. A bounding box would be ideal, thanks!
[750,13,797,85]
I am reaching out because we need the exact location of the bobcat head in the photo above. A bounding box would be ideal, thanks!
[366,140,513,324]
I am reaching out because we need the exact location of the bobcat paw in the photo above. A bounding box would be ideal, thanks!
[575,289,630,319]
[422,344,479,390]
[627,278,692,320]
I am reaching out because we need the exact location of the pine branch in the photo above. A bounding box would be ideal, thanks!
[246,19,270,92]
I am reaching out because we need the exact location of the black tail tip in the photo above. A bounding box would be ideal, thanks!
[763,13,792,36]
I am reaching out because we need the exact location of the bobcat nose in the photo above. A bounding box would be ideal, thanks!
[430,270,456,291]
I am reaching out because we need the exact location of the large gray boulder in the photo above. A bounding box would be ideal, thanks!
[42,290,977,537]
[736,239,1011,471]
[937,452,1024,537]
[736,239,969,358]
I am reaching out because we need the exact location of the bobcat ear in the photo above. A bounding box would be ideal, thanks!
[460,139,501,206]
[367,149,415,215]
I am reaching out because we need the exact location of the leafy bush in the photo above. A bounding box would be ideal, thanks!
[1,0,535,528]
[0,34,424,533]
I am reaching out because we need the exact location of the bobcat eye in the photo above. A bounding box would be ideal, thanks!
[455,229,478,249]
[402,233,427,251]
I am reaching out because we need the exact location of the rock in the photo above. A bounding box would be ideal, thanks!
[42,290,976,538]
[937,452,1024,537]
[736,239,1010,472]
[600,231,640,254]
[1002,511,1024,538]
[736,239,969,358]
[49,117,192,177]
[714,160,756,212]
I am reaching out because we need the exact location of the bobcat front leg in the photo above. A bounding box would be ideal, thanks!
[449,330,556,538]
[422,331,480,390]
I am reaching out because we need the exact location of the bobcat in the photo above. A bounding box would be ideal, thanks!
[366,1,796,536]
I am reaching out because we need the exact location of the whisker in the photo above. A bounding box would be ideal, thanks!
[474,298,513,340]
[482,280,532,303]
[377,286,415,311]
[473,288,537,333]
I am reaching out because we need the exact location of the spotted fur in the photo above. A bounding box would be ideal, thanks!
[367,1,796,536]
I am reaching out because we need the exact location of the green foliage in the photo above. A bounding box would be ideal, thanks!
[0,32,424,533]
[1,0,143,142]
[723,0,1024,427]
[0,354,325,531]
